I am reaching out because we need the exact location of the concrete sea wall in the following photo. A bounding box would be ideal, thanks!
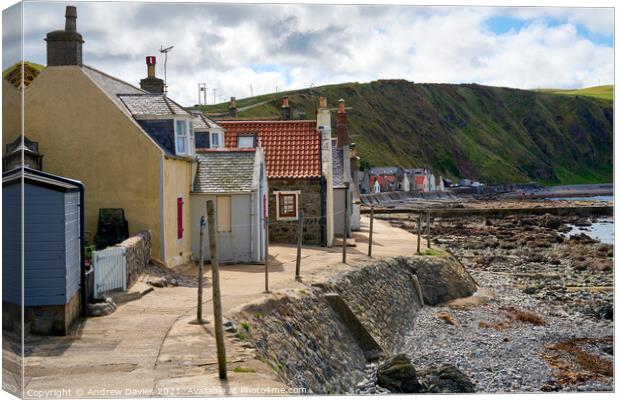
[232,255,477,394]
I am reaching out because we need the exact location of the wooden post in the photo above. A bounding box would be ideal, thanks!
[197,216,205,323]
[368,205,374,257]
[342,183,349,264]
[295,213,304,281]
[206,200,227,380]
[264,217,270,293]
[417,213,422,254]
[426,211,431,249]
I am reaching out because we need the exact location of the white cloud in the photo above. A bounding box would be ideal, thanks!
[9,2,614,105]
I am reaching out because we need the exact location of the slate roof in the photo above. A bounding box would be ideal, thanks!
[191,112,222,131]
[118,93,189,117]
[193,150,258,193]
[332,144,346,189]
[82,65,189,117]
[220,120,320,179]
[369,166,402,176]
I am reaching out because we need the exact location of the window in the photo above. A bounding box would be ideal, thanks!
[175,120,187,155]
[177,197,184,239]
[216,195,232,232]
[211,132,221,148]
[175,119,194,155]
[237,134,255,148]
[275,191,300,220]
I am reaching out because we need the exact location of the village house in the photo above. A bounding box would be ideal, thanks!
[217,97,335,246]
[369,166,404,192]
[192,110,225,149]
[2,7,196,267]
[190,148,268,263]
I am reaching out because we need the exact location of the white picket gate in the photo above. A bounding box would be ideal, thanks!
[92,247,127,298]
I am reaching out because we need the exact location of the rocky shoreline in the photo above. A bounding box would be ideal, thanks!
[360,212,614,393]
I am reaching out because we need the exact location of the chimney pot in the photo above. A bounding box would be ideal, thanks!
[338,98,345,113]
[146,56,156,78]
[281,96,291,120]
[65,6,77,31]
[229,97,238,117]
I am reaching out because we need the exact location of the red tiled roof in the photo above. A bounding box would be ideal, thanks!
[370,175,397,186]
[219,120,321,179]
[415,175,427,185]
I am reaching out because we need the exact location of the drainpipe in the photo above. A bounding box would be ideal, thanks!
[250,192,255,262]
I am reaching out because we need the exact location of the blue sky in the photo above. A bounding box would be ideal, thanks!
[486,15,613,47]
[2,2,614,106]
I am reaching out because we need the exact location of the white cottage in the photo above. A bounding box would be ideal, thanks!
[190,148,268,263]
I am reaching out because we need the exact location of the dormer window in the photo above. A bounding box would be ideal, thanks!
[211,132,222,148]
[175,119,195,156]
[237,134,256,148]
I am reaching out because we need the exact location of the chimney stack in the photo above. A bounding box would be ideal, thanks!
[336,98,348,147]
[281,96,291,120]
[229,97,238,117]
[45,6,84,66]
[139,56,165,94]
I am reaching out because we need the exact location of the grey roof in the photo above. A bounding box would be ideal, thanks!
[193,151,258,193]
[118,93,190,117]
[332,146,346,188]
[369,166,402,176]
[82,65,189,117]
[82,65,144,115]
[191,111,222,131]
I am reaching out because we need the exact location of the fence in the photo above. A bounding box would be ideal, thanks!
[92,246,126,298]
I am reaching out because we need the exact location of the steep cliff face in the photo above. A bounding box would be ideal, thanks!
[201,81,613,185]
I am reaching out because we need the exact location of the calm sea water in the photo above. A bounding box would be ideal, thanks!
[546,196,614,245]
[564,218,614,245]
[547,195,614,202]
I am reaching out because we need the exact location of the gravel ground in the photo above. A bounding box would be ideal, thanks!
[356,213,614,394]
[400,271,613,393]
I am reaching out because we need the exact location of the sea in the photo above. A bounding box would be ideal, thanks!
[547,195,614,245]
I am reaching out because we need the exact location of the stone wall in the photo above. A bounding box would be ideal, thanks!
[268,177,324,246]
[116,230,151,288]
[232,255,477,394]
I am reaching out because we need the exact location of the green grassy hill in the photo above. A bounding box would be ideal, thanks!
[197,80,613,185]
[537,85,613,101]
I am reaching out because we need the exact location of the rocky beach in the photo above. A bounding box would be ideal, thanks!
[357,204,614,393]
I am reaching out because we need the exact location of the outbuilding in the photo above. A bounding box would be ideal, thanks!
[2,167,85,335]
[190,148,268,263]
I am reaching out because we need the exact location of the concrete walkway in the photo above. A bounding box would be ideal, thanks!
[21,216,421,397]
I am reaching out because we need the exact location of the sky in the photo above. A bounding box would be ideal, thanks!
[2,1,614,106]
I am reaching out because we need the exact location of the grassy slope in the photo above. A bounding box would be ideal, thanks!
[199,80,613,185]
[537,85,613,101]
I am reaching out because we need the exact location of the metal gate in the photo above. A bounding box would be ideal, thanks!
[92,247,126,298]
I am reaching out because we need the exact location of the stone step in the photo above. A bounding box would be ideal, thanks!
[333,236,357,247]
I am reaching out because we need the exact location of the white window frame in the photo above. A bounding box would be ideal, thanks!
[210,131,222,149]
[237,134,256,149]
[188,120,195,155]
[175,118,195,156]
[275,190,300,221]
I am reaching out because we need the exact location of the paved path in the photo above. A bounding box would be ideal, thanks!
[20,216,420,397]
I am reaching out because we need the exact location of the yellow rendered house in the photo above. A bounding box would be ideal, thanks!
[2,7,197,267]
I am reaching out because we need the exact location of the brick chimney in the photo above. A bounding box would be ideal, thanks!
[139,56,165,94]
[45,6,84,66]
[281,96,291,120]
[336,98,348,147]
[229,97,238,117]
